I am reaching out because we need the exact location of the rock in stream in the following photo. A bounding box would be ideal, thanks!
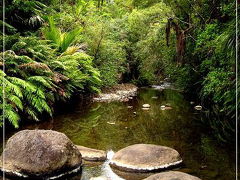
[0,130,82,179]
[76,145,107,161]
[110,144,182,172]
[144,171,202,180]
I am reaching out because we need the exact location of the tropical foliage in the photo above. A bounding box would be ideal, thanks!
[1,0,237,143]
[1,34,100,128]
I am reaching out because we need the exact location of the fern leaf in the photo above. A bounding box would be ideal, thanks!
[27,76,52,88]
[5,104,20,128]
[8,95,23,110]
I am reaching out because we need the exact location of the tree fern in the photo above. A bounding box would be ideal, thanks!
[1,33,101,128]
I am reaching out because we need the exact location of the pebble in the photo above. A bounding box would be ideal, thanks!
[161,105,166,109]
[161,105,173,110]
[122,98,129,102]
[107,122,116,125]
[200,165,207,169]
[143,104,151,108]
[194,105,202,110]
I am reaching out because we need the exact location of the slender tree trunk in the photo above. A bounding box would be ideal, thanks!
[97,0,100,8]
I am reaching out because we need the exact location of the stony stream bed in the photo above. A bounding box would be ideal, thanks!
[1,87,235,180]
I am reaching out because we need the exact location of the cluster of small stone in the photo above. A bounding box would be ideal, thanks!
[0,130,201,180]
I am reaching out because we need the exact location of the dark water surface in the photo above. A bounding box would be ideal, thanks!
[2,88,235,180]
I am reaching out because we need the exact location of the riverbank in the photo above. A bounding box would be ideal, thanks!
[93,84,138,102]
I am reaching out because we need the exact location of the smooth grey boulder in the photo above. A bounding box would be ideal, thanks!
[76,145,107,161]
[144,171,202,180]
[110,144,182,172]
[0,130,82,179]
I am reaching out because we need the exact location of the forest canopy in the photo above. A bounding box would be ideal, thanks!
[0,0,237,143]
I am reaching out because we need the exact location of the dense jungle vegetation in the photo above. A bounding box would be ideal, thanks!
[0,0,238,143]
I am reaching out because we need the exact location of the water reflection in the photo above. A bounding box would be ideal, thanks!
[1,88,235,180]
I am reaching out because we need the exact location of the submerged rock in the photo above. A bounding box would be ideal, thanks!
[110,144,182,172]
[76,145,107,161]
[0,130,82,179]
[144,171,201,180]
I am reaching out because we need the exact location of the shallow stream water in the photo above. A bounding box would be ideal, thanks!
[1,88,235,180]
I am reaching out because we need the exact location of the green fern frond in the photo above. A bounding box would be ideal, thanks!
[9,77,36,92]
[5,79,23,98]
[5,104,20,128]
[25,107,39,121]
[43,17,82,53]
[43,16,61,47]
[60,28,82,52]
[48,60,66,71]
[8,95,23,110]
[27,76,52,88]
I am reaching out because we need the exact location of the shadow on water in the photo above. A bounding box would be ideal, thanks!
[1,88,235,180]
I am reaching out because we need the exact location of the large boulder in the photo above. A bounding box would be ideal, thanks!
[144,171,202,180]
[0,130,82,179]
[76,145,106,161]
[110,144,182,172]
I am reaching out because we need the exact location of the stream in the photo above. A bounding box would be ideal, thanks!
[1,87,235,180]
